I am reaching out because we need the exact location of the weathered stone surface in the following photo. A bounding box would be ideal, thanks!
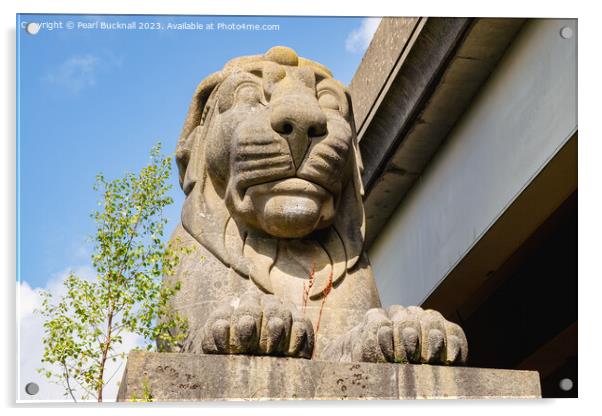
[163,45,468,365]
[117,351,541,401]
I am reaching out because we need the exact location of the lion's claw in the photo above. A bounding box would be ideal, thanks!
[201,291,314,358]
[323,305,468,365]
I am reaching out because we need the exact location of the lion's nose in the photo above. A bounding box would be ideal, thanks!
[270,99,328,168]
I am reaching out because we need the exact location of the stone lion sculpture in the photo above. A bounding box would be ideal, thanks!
[165,46,468,365]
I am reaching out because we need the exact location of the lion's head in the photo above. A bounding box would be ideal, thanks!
[176,46,365,300]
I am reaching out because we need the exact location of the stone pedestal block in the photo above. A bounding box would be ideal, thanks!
[117,351,541,401]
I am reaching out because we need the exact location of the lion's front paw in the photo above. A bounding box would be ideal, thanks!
[325,306,467,365]
[200,291,314,359]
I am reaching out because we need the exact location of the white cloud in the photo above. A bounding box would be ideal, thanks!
[345,17,382,53]
[44,55,100,94]
[43,52,123,94]
[18,281,40,321]
[18,266,144,402]
[18,277,67,402]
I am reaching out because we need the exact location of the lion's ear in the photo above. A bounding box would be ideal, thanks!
[176,71,223,193]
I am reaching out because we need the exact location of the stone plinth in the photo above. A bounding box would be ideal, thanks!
[116,351,541,401]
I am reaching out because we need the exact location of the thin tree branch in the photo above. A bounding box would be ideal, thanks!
[103,360,124,386]
[63,362,98,400]
[61,362,77,403]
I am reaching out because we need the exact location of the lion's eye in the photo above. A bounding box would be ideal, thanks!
[318,91,340,111]
[235,83,263,105]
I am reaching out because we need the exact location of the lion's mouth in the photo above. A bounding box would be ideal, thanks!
[237,175,331,202]
[238,177,335,238]
[259,177,328,197]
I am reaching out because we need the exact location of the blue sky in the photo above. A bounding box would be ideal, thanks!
[17,14,379,290]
